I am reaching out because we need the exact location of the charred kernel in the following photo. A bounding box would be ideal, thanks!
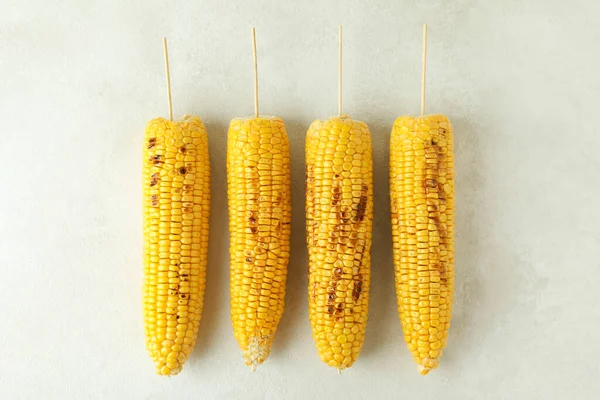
[425,179,438,188]
[179,167,187,175]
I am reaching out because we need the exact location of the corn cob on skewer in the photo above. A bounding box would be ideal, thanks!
[227,116,291,370]
[142,115,210,375]
[389,114,455,375]
[305,115,373,370]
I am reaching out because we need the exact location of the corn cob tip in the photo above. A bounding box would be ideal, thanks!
[156,363,182,376]
[418,365,432,375]
[337,369,342,375]
[418,358,439,375]
[244,336,272,371]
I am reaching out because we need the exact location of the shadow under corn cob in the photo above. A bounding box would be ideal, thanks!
[389,115,455,375]
[142,115,210,376]
[305,115,373,370]
[227,116,291,370]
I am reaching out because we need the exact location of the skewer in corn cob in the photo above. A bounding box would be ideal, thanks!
[227,28,291,370]
[142,39,210,376]
[389,25,455,375]
[305,27,373,370]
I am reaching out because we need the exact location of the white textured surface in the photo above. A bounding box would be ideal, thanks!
[1,0,599,398]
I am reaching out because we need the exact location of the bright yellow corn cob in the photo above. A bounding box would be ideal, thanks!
[227,116,291,370]
[142,115,210,376]
[305,115,373,370]
[389,114,455,375]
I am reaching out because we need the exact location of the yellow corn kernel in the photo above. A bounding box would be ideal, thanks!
[227,116,291,370]
[306,115,373,371]
[389,114,455,375]
[142,115,210,376]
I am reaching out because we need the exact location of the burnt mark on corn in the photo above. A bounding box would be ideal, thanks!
[328,274,341,312]
[306,162,317,248]
[332,184,341,207]
[150,173,159,187]
[327,265,341,317]
[436,263,448,284]
[355,185,368,223]
[248,211,257,225]
[179,146,187,154]
[339,209,350,224]
[326,292,336,305]
[247,210,259,235]
[274,221,281,235]
[427,130,451,287]
[325,175,344,318]
[179,167,187,175]
[352,275,363,302]
[424,179,438,188]
[150,195,158,207]
[148,137,156,149]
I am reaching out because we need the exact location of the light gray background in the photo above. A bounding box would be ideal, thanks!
[1,0,599,399]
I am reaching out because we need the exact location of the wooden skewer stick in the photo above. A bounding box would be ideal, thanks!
[163,37,174,121]
[252,27,259,118]
[421,24,428,117]
[338,25,343,117]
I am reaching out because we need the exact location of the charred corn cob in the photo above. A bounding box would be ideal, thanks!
[389,114,455,375]
[142,115,210,376]
[227,116,291,370]
[305,115,373,370]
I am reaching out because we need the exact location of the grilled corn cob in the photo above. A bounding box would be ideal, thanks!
[389,114,455,375]
[227,116,291,370]
[142,115,210,376]
[305,115,373,370]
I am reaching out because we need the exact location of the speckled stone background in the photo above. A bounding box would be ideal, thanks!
[1,0,599,399]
